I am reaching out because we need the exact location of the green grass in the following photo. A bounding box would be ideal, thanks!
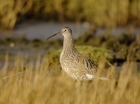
[0,54,140,104]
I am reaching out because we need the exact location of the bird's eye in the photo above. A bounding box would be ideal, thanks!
[64,29,66,32]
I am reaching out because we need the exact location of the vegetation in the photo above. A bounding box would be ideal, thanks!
[0,54,140,104]
[75,27,140,61]
[0,0,140,29]
[0,37,139,103]
[0,34,140,103]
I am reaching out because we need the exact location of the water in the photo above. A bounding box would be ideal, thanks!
[0,22,140,40]
[14,22,88,40]
[13,23,140,39]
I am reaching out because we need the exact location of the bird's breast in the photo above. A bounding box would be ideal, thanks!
[60,51,64,63]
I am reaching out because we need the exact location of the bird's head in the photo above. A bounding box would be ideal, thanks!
[47,27,72,40]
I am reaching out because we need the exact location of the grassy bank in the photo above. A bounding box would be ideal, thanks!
[0,55,140,104]
[75,27,140,61]
[0,0,140,29]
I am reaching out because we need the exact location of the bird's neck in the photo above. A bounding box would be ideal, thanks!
[62,36,76,54]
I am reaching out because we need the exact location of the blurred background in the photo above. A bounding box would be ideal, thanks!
[0,0,140,29]
[0,0,140,68]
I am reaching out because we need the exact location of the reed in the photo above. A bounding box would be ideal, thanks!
[0,53,139,104]
[0,0,140,29]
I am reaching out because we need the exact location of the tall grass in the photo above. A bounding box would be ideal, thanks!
[0,0,140,29]
[0,54,139,104]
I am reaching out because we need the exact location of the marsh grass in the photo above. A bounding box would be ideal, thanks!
[0,0,140,29]
[0,50,140,104]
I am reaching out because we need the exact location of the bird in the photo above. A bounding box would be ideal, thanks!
[47,27,108,80]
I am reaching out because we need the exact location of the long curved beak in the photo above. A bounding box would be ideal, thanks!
[47,32,61,40]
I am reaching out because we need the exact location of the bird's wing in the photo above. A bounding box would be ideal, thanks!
[83,58,98,74]
[73,53,97,75]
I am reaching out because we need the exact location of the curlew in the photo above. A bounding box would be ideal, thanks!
[47,27,108,80]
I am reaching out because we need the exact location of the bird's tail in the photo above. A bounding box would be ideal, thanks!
[97,77,109,80]
[86,74,109,81]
